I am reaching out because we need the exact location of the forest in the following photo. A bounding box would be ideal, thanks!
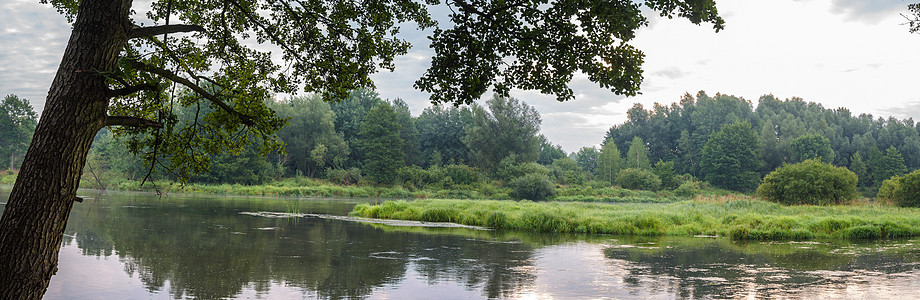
[3,90,919,202]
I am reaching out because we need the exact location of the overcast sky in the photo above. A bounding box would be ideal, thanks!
[2,0,919,153]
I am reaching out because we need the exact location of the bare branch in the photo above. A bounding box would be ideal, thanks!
[106,116,164,128]
[130,24,206,39]
[107,83,159,98]
[125,59,256,126]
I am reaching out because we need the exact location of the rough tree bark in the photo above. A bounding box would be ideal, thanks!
[0,0,132,298]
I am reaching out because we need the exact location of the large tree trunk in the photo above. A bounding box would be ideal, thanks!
[0,0,131,298]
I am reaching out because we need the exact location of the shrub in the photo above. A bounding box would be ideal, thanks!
[326,168,362,185]
[876,175,901,200]
[509,174,555,200]
[674,180,702,198]
[880,169,920,207]
[615,168,661,191]
[444,164,480,185]
[756,159,858,205]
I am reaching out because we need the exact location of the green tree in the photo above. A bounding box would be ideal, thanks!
[574,146,599,175]
[0,95,37,170]
[271,96,349,178]
[625,136,650,169]
[849,152,868,187]
[537,135,566,165]
[357,103,404,184]
[0,0,725,295]
[790,134,835,164]
[872,146,908,185]
[465,96,541,169]
[700,122,762,192]
[653,160,677,189]
[391,99,421,166]
[416,104,473,166]
[596,139,622,184]
[330,90,386,167]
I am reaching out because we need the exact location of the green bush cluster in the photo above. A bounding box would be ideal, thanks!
[326,168,362,185]
[756,159,858,205]
[509,174,555,200]
[877,169,920,207]
[615,168,661,191]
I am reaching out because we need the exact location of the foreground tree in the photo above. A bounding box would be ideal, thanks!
[0,0,724,297]
[757,159,858,205]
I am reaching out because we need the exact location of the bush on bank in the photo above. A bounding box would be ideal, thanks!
[756,159,858,205]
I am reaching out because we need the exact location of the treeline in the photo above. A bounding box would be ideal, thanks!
[602,91,920,194]
[86,89,580,199]
[43,89,920,199]
[0,95,37,171]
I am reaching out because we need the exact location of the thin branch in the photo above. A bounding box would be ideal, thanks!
[126,59,255,126]
[106,116,165,128]
[107,83,159,98]
[130,24,206,39]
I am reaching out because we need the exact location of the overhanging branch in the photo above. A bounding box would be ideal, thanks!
[125,59,256,126]
[130,24,206,39]
[107,83,159,98]
[106,116,164,128]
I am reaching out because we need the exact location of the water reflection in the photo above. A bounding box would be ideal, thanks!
[602,237,920,298]
[3,189,920,299]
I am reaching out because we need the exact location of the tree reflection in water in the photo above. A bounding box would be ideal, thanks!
[6,190,920,299]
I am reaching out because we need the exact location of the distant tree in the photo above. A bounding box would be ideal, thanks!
[625,136,650,169]
[537,135,566,165]
[872,146,908,185]
[357,103,404,184]
[391,99,421,166]
[0,95,37,170]
[330,90,385,167]
[790,134,835,164]
[271,96,349,177]
[574,146,599,175]
[653,160,677,189]
[416,104,473,166]
[596,139,622,184]
[549,158,584,185]
[849,152,868,187]
[700,122,762,192]
[464,96,541,169]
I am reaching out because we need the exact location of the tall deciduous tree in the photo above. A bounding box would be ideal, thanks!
[626,136,650,169]
[596,138,622,184]
[357,103,404,184]
[416,104,474,166]
[700,121,762,192]
[0,0,724,296]
[574,146,599,175]
[465,96,541,169]
[272,95,348,178]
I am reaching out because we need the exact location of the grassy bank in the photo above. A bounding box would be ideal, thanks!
[0,172,706,203]
[350,197,920,240]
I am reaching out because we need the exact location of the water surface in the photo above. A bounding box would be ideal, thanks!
[2,189,920,299]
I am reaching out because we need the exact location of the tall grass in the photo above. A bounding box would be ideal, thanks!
[350,197,920,240]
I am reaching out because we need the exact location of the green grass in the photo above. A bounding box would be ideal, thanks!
[350,197,920,241]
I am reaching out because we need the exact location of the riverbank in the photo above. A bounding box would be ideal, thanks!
[2,173,723,203]
[350,197,919,240]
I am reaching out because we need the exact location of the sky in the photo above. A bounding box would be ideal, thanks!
[1,0,919,153]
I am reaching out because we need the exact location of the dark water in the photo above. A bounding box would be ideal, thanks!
[2,190,920,299]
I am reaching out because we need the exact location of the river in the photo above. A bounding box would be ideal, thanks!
[2,189,920,299]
